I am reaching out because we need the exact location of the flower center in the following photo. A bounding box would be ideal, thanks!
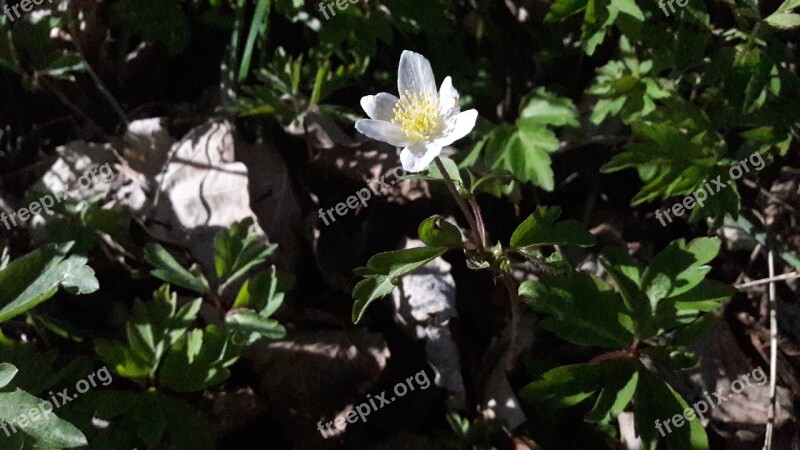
[392,91,443,143]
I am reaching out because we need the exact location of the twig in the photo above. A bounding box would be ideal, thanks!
[735,243,763,286]
[735,271,800,289]
[763,250,777,450]
[67,15,129,127]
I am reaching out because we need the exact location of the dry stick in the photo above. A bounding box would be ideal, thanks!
[735,243,763,286]
[67,19,129,127]
[736,271,800,289]
[433,157,482,250]
[763,250,777,450]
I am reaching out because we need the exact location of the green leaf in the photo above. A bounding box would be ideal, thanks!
[766,12,800,28]
[585,360,638,422]
[776,0,800,12]
[546,0,589,20]
[610,0,644,21]
[213,218,276,291]
[510,206,596,248]
[426,156,464,187]
[641,237,721,309]
[96,286,201,379]
[633,368,708,449]
[78,390,213,449]
[488,122,560,191]
[225,309,286,342]
[239,0,271,82]
[60,256,100,295]
[0,363,17,388]
[519,88,580,128]
[520,272,635,348]
[646,280,734,335]
[418,216,463,247]
[351,275,397,324]
[94,339,152,379]
[364,247,448,278]
[0,347,91,396]
[232,266,287,316]
[0,243,99,323]
[352,237,448,323]
[520,363,602,407]
[601,247,649,320]
[144,244,209,294]
[159,326,240,392]
[0,389,87,448]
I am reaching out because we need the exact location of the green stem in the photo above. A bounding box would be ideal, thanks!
[469,197,487,248]
[434,157,483,250]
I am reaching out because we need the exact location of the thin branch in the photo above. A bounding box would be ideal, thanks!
[735,271,800,289]
[67,16,129,126]
[763,250,777,450]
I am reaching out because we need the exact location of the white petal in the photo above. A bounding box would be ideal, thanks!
[434,109,478,147]
[355,119,410,147]
[400,143,442,173]
[398,51,437,97]
[360,93,398,121]
[438,76,460,116]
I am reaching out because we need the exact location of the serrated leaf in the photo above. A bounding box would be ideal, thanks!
[519,88,580,128]
[641,237,721,310]
[144,244,209,294]
[633,368,708,449]
[159,326,239,392]
[586,360,638,422]
[488,123,559,191]
[232,267,287,317]
[601,247,649,320]
[352,275,396,323]
[225,309,286,341]
[0,243,98,322]
[0,389,87,448]
[213,218,276,292]
[95,339,152,379]
[60,257,100,295]
[520,272,635,348]
[511,206,596,248]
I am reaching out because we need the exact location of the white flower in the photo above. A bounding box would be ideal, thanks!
[355,50,478,173]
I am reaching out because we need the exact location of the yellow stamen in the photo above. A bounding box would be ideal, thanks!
[392,91,443,143]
